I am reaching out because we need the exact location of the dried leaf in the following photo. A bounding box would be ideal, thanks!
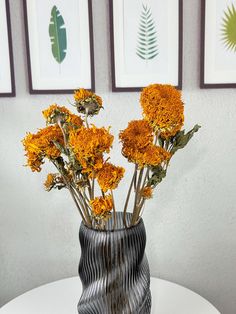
[148,165,167,187]
[170,124,201,154]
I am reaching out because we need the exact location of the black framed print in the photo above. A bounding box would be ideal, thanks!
[23,0,95,94]
[0,0,15,97]
[110,0,183,92]
[201,0,236,88]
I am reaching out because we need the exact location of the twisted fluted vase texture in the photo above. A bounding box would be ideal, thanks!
[77,212,151,314]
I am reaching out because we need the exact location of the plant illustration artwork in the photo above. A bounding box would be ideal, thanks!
[137,3,158,61]
[222,3,236,52]
[49,6,67,64]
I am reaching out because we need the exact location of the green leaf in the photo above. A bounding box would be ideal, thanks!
[49,6,67,64]
[146,31,157,37]
[147,52,158,60]
[170,124,201,155]
[147,26,156,33]
[148,38,157,44]
[137,47,148,52]
[136,52,146,60]
[147,45,159,51]
[136,3,158,60]
[148,166,167,188]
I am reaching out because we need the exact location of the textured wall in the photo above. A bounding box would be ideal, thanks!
[0,0,236,313]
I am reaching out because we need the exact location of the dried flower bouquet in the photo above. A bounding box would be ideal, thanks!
[22,84,200,230]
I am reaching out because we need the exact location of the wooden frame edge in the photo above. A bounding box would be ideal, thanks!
[200,0,236,89]
[109,0,183,92]
[0,0,16,97]
[23,0,95,95]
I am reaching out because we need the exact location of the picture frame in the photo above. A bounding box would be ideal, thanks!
[0,0,15,97]
[201,0,236,88]
[23,0,95,94]
[109,0,183,92]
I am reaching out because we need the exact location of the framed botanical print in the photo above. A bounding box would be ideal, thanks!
[109,0,183,92]
[0,0,15,97]
[23,0,95,94]
[201,0,236,88]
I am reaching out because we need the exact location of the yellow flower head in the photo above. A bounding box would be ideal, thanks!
[44,173,55,191]
[44,173,65,191]
[66,113,84,129]
[140,84,184,139]
[68,126,114,174]
[42,104,71,124]
[141,186,153,199]
[80,154,104,175]
[23,149,43,172]
[97,162,125,192]
[43,104,84,131]
[122,144,171,168]
[74,88,103,116]
[119,119,153,150]
[90,195,113,218]
[22,125,64,172]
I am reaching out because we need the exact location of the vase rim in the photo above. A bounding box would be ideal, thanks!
[82,216,143,233]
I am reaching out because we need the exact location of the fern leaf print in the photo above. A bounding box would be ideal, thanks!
[136,3,158,60]
[49,6,67,64]
[222,3,236,52]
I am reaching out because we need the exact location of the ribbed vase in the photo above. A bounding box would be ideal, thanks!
[77,212,151,314]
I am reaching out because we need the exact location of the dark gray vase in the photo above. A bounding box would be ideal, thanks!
[77,212,151,314]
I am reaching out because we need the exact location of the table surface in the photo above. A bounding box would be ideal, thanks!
[0,277,220,314]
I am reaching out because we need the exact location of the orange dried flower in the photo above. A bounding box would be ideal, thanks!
[22,125,64,172]
[140,84,184,139]
[141,186,153,199]
[44,173,55,191]
[90,195,113,218]
[122,144,171,168]
[22,149,43,172]
[80,154,104,175]
[74,89,102,106]
[66,113,83,129]
[43,104,84,130]
[119,120,153,150]
[42,104,71,124]
[68,126,114,173]
[74,88,103,116]
[44,173,65,191]
[97,163,125,192]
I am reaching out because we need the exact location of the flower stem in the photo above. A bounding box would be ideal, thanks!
[72,185,92,227]
[85,175,93,199]
[131,167,144,226]
[51,160,87,225]
[58,120,68,152]
[111,190,117,230]
[137,167,149,204]
[85,108,89,128]
[123,164,137,228]
[136,198,146,223]
[64,179,86,224]
[91,173,95,199]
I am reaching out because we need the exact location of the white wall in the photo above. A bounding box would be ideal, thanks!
[0,0,236,313]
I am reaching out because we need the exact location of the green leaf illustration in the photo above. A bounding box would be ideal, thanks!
[222,3,236,52]
[136,4,158,60]
[49,6,67,64]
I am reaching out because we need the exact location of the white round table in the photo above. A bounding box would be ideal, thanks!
[0,277,220,314]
